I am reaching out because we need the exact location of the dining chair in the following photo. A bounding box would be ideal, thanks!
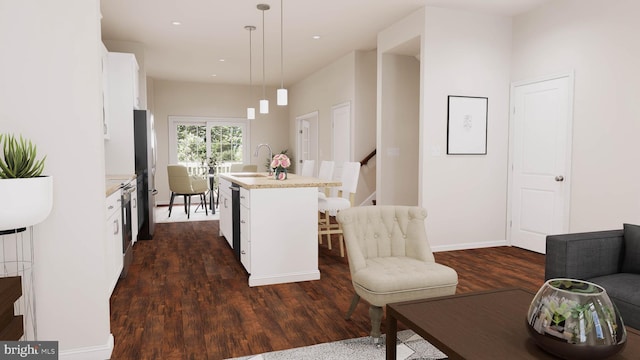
[317,161,360,257]
[167,165,208,219]
[300,160,315,177]
[317,160,335,198]
[316,160,336,246]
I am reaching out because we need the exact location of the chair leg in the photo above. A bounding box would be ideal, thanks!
[325,213,332,250]
[183,195,188,214]
[168,193,175,217]
[194,193,208,215]
[318,212,323,245]
[202,193,208,215]
[187,195,191,219]
[369,305,383,343]
[345,293,361,320]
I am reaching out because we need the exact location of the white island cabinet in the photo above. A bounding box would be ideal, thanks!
[219,172,340,287]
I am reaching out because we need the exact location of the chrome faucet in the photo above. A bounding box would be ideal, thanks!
[254,143,273,175]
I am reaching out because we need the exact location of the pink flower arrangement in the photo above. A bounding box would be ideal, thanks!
[270,153,291,169]
[271,153,290,180]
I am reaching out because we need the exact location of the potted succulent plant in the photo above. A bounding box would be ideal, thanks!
[0,133,53,233]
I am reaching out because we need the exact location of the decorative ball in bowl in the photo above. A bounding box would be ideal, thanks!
[526,278,626,359]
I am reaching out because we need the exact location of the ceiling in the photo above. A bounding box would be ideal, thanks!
[100,0,550,87]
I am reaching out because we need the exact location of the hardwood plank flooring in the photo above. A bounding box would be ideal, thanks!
[110,221,545,359]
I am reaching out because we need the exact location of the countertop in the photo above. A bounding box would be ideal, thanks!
[219,172,340,190]
[105,174,136,197]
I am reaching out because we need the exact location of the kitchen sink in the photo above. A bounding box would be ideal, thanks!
[232,173,268,178]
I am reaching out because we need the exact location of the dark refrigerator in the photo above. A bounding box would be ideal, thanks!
[134,109,157,240]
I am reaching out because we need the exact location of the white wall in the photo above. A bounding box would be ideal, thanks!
[152,79,289,204]
[380,53,420,205]
[512,0,640,230]
[290,52,355,163]
[379,7,512,250]
[422,7,512,250]
[377,8,424,207]
[0,0,112,358]
[354,51,378,205]
[289,51,377,206]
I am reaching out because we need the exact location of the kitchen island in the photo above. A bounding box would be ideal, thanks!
[218,172,340,287]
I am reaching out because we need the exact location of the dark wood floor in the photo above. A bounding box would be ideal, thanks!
[110,220,545,359]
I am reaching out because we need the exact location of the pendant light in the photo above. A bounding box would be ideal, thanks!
[277,0,288,106]
[245,25,256,120]
[257,4,270,114]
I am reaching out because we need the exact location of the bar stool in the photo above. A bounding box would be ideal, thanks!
[318,161,360,257]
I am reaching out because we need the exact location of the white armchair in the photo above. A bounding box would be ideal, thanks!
[337,205,458,343]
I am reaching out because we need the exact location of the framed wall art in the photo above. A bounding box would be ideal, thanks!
[446,95,488,155]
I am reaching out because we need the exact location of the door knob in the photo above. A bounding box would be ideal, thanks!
[555,175,564,182]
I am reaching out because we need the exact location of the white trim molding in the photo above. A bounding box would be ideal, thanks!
[59,334,114,360]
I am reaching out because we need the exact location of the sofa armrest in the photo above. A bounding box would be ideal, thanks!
[545,229,625,281]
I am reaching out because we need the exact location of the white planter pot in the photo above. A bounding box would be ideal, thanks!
[0,176,53,231]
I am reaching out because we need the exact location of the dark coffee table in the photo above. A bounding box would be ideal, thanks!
[386,288,640,359]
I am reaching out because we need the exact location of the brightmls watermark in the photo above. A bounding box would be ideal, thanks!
[0,342,58,359]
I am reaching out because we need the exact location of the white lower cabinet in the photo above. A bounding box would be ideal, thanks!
[240,202,250,273]
[242,186,320,287]
[106,190,123,295]
[218,178,232,247]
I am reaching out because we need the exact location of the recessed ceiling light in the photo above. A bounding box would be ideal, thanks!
[219,59,225,62]
[211,74,217,77]
[312,35,321,40]
[172,21,181,26]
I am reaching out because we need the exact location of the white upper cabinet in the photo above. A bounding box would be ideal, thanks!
[104,52,140,175]
[131,57,140,110]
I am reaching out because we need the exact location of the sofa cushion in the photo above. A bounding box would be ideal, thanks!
[622,223,640,273]
[589,273,640,330]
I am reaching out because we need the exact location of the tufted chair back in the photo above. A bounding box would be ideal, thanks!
[337,205,435,275]
[336,205,457,343]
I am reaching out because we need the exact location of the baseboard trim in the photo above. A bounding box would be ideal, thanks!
[431,240,508,253]
[359,191,376,207]
[59,334,113,360]
[249,270,321,287]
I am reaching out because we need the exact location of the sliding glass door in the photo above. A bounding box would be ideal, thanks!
[169,116,249,172]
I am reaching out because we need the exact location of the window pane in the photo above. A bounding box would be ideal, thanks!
[176,124,207,166]
[210,125,243,163]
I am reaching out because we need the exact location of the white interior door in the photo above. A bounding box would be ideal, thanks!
[509,74,573,254]
[296,111,318,175]
[332,102,352,189]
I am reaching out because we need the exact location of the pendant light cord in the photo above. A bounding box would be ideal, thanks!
[280,0,284,88]
[262,8,266,99]
[249,27,253,96]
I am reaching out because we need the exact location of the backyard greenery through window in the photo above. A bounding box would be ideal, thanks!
[170,117,249,172]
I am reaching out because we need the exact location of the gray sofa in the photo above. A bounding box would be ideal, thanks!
[545,224,640,330]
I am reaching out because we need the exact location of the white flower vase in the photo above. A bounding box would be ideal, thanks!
[0,176,53,232]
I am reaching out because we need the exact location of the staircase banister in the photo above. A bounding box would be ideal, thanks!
[360,149,376,166]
